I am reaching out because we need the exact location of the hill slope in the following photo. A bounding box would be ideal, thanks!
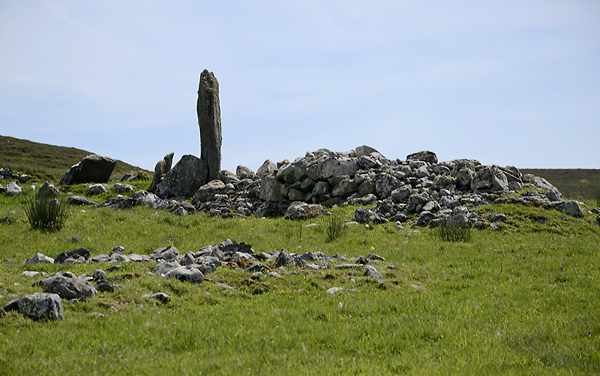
[521,169,600,200]
[0,135,150,183]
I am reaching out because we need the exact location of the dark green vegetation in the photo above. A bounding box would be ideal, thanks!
[522,169,600,200]
[436,221,472,242]
[1,181,599,375]
[22,195,70,232]
[0,135,150,183]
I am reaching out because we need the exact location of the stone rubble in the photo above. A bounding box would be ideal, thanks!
[7,239,393,321]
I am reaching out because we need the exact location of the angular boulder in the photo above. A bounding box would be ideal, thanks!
[59,154,116,186]
[6,181,21,196]
[18,293,63,321]
[37,182,60,199]
[156,155,208,199]
[26,252,54,264]
[406,151,438,164]
[42,272,98,299]
[149,152,174,193]
[166,266,204,284]
[285,202,324,220]
[554,200,585,218]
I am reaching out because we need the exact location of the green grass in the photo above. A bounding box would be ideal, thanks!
[0,187,599,375]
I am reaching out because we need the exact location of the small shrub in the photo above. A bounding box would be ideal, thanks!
[437,220,472,242]
[22,195,69,232]
[324,213,345,242]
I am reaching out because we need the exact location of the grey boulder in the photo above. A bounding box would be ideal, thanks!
[42,272,98,299]
[18,293,63,321]
[166,266,204,283]
[59,154,116,185]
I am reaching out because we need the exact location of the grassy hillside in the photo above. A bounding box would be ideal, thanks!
[522,169,600,200]
[0,135,151,183]
[0,184,598,374]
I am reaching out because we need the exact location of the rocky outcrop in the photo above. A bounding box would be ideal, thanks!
[197,69,222,182]
[59,155,116,186]
[149,152,174,193]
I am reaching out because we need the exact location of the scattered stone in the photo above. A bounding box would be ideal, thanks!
[113,183,136,193]
[355,207,388,224]
[18,293,63,321]
[145,292,171,304]
[153,260,181,275]
[26,252,54,264]
[488,214,508,222]
[87,184,110,195]
[55,248,91,264]
[67,195,98,206]
[41,272,98,300]
[285,202,324,220]
[554,200,585,218]
[165,266,204,284]
[37,182,60,199]
[6,181,21,196]
[334,264,362,270]
[326,287,344,294]
[150,246,180,261]
[4,299,20,312]
[22,271,44,278]
[364,265,384,280]
[96,278,116,292]
[93,269,107,281]
[276,248,295,267]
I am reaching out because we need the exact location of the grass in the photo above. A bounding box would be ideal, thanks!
[436,220,472,242]
[0,185,599,374]
[22,195,70,232]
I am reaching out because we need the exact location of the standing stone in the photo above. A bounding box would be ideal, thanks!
[197,69,222,182]
[149,152,174,193]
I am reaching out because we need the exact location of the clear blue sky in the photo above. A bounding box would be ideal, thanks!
[1,1,599,171]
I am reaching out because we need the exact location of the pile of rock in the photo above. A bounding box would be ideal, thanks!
[184,146,586,224]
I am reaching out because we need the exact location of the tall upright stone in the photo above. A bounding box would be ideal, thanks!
[197,69,222,182]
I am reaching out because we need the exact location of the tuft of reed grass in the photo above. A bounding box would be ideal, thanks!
[22,195,69,232]
[324,213,345,242]
[436,219,472,242]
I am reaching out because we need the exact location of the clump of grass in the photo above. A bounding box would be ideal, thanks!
[437,220,472,242]
[22,195,69,232]
[323,213,345,242]
[0,211,17,225]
